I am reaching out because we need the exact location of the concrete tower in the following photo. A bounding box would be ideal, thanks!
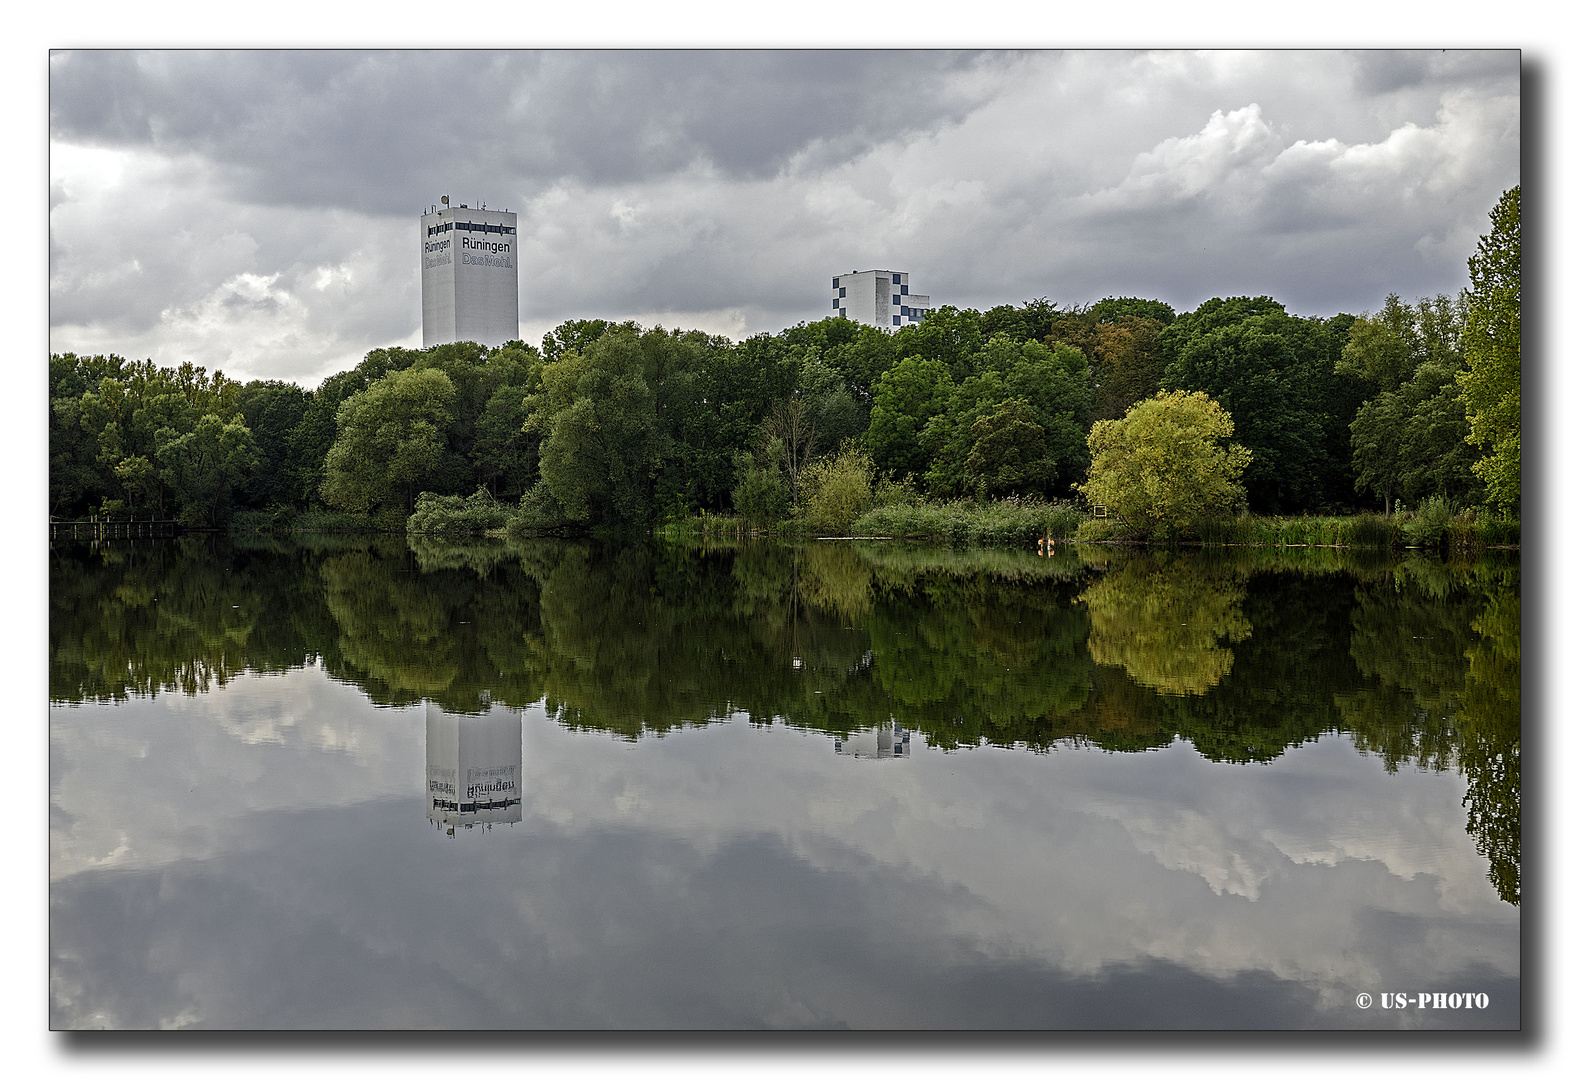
[421,200,520,347]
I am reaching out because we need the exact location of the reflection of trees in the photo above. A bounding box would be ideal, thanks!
[50,534,1518,899]
[1080,553,1252,696]
[1335,556,1520,905]
[864,577,1094,749]
[1459,587,1520,905]
[530,544,730,736]
[318,546,545,713]
[50,536,332,702]
[1159,567,1363,763]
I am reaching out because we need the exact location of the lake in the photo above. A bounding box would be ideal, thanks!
[48,534,1520,1029]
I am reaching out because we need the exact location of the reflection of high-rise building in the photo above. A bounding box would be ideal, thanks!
[426,703,523,831]
[420,201,520,347]
[834,722,913,760]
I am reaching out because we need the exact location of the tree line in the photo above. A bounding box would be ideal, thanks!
[50,187,1520,530]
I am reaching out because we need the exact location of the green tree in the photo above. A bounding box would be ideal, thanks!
[921,338,1092,499]
[963,397,1054,498]
[1089,296,1176,327]
[320,367,460,515]
[1339,294,1419,394]
[234,380,310,508]
[154,413,259,525]
[1457,186,1521,512]
[730,449,791,525]
[866,357,953,482]
[1078,389,1252,538]
[542,318,620,362]
[892,306,986,381]
[527,327,659,526]
[471,383,541,498]
[1161,299,1345,512]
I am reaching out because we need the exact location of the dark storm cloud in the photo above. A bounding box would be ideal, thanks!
[1349,49,1518,96]
[50,50,1004,214]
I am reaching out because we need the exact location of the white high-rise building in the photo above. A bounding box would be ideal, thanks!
[830,269,931,331]
[421,201,520,347]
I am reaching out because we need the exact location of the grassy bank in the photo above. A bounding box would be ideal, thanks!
[227,507,404,534]
[1075,500,1519,551]
[851,498,1084,546]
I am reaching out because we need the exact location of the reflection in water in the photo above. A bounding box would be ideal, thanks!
[834,722,913,759]
[425,704,523,833]
[47,535,1520,1028]
[1080,553,1252,696]
[48,534,1521,907]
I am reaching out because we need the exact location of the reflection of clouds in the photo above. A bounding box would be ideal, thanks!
[50,667,1516,1028]
[50,665,424,880]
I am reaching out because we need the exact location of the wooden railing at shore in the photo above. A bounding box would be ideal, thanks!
[51,518,182,541]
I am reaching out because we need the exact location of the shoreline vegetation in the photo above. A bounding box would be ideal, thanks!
[52,188,1519,553]
[193,490,1519,555]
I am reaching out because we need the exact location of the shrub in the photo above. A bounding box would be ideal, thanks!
[505,483,573,538]
[731,450,791,526]
[407,489,515,537]
[801,446,875,534]
[1074,517,1130,543]
[1403,494,1454,550]
[1343,513,1401,550]
[856,496,1084,546]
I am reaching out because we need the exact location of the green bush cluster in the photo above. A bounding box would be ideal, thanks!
[406,489,515,537]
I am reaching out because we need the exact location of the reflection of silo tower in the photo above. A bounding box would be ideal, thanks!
[834,721,913,760]
[426,703,523,831]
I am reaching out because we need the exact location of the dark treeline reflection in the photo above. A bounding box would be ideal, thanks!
[50,534,1518,902]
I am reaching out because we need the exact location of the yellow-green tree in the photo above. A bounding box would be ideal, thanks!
[1457,186,1521,512]
[1078,389,1251,538]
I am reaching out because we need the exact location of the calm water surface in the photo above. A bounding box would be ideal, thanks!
[48,535,1520,1029]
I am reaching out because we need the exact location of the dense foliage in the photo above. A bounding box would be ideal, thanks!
[1457,186,1522,512]
[49,187,1519,535]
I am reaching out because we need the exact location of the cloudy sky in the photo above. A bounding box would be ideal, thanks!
[47,49,1520,387]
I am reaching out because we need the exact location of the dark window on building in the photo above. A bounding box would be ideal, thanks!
[839,287,846,297]
[833,277,840,287]
[892,273,901,284]
[892,315,901,325]
[832,299,839,309]
[901,284,908,295]
[901,305,909,316]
